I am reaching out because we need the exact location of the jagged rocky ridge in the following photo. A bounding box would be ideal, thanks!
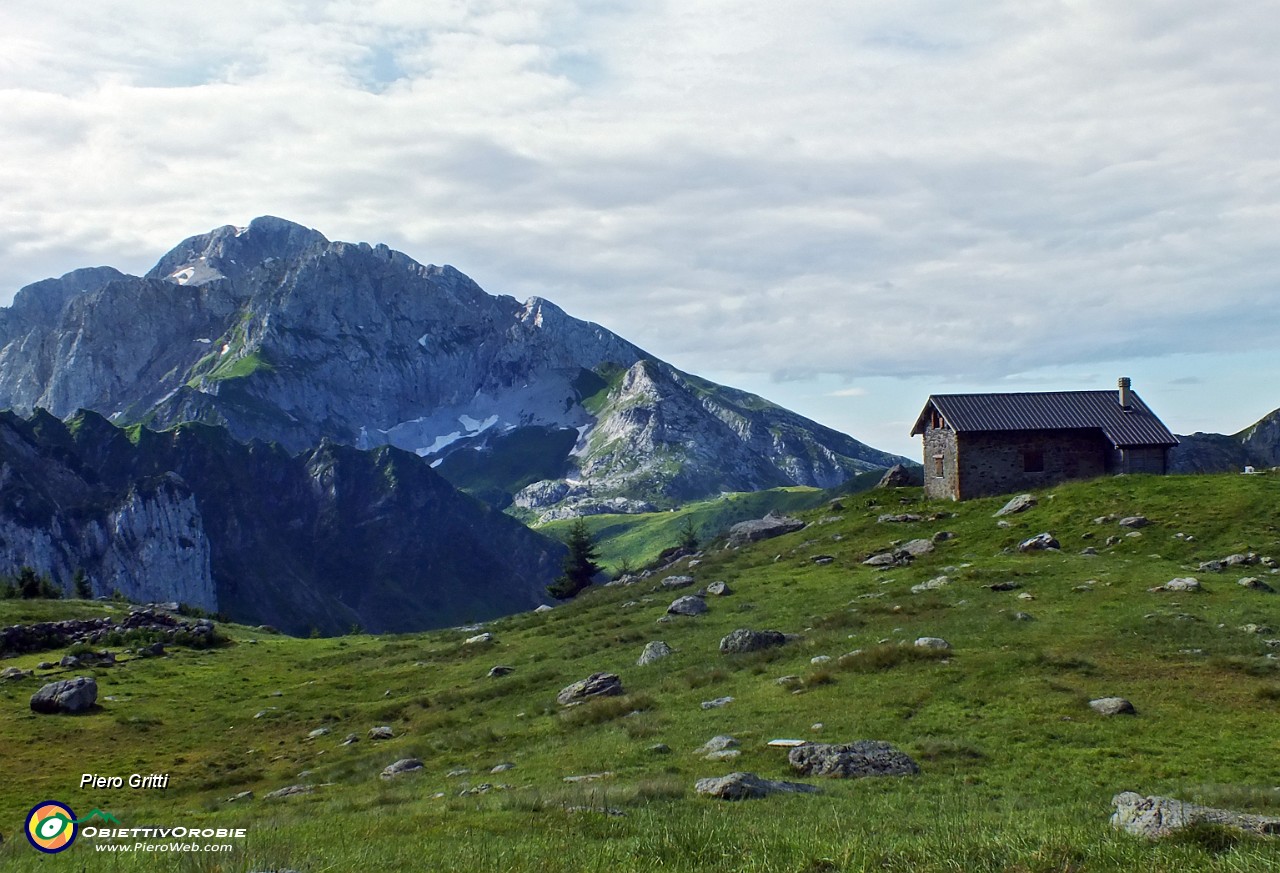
[1171,407,1280,473]
[0,409,562,635]
[0,217,907,516]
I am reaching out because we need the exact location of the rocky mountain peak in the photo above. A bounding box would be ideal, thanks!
[146,216,330,287]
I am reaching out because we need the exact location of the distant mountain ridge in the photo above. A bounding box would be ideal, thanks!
[1171,407,1280,473]
[0,409,562,635]
[0,216,908,516]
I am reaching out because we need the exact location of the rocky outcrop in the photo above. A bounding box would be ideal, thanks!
[1111,791,1280,839]
[0,608,216,657]
[30,676,97,714]
[0,217,908,515]
[694,772,821,800]
[1171,408,1280,474]
[0,409,562,635]
[557,672,624,706]
[788,742,920,778]
[719,629,788,654]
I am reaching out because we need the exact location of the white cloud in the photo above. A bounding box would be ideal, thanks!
[0,0,1278,445]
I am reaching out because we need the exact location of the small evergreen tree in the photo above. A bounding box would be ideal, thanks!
[17,567,42,599]
[73,568,92,599]
[548,519,602,600]
[677,516,700,552]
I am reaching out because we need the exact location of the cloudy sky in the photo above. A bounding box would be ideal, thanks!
[1,1,1276,457]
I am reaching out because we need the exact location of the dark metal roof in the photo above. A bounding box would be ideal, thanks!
[910,390,1179,447]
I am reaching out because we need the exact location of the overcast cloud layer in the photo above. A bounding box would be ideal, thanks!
[1,1,1276,455]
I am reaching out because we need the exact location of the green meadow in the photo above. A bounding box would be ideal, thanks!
[2,473,1279,871]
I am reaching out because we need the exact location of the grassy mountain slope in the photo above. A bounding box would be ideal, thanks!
[2,473,1280,871]
[536,470,886,572]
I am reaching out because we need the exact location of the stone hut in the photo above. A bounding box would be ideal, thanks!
[910,378,1179,500]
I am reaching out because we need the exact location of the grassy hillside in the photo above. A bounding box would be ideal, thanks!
[2,473,1280,871]
[537,471,886,572]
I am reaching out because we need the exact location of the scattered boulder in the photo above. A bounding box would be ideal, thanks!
[534,604,554,613]
[1240,623,1274,635]
[1150,577,1201,593]
[1118,516,1150,528]
[667,595,709,617]
[914,637,951,650]
[698,735,739,755]
[1090,697,1136,716]
[1018,533,1060,552]
[727,512,806,547]
[694,771,821,800]
[719,629,788,654]
[225,790,253,803]
[463,632,493,645]
[878,513,922,524]
[638,641,675,666]
[705,581,731,596]
[899,539,935,557]
[490,763,516,773]
[932,531,956,543]
[1111,791,1280,839]
[306,727,331,740]
[29,676,97,714]
[648,743,671,755]
[788,741,919,778]
[863,550,910,568]
[875,464,915,489]
[911,576,950,594]
[1012,612,1036,622]
[369,726,395,740]
[488,665,515,678]
[1,667,33,681]
[994,494,1037,517]
[380,759,425,779]
[811,555,835,565]
[1239,577,1275,592]
[340,734,359,746]
[264,784,314,800]
[660,575,696,590]
[986,581,1021,591]
[700,696,734,710]
[557,672,624,706]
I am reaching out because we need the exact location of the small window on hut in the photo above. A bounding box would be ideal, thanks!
[932,454,944,478]
[1023,449,1045,473]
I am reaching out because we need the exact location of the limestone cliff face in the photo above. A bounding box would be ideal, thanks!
[0,216,908,515]
[0,410,562,634]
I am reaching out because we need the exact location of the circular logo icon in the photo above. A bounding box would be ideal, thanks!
[26,801,78,853]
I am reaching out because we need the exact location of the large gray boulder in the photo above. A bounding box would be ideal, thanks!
[667,595,708,616]
[29,676,97,714]
[637,641,675,666]
[1090,697,1137,716]
[719,628,788,654]
[557,672,624,706]
[1111,791,1280,839]
[788,741,920,778]
[380,759,425,779]
[694,771,821,800]
[727,512,806,547]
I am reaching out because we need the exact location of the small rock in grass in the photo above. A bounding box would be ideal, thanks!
[637,641,675,666]
[667,595,709,617]
[1090,697,1136,716]
[380,759,424,779]
[788,741,919,778]
[557,672,624,706]
[994,494,1037,517]
[694,771,821,800]
[1018,533,1060,552]
[369,725,394,740]
[701,696,734,710]
[914,637,950,650]
[705,581,731,596]
[487,665,515,677]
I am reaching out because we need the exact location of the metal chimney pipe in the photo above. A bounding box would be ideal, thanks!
[1118,377,1132,409]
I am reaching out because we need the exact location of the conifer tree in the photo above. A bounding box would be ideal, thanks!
[548,519,601,600]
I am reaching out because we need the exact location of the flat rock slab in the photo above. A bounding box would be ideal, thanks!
[695,771,821,800]
[1111,791,1280,839]
[1150,577,1201,593]
[380,759,425,779]
[877,513,922,524]
[720,629,788,654]
[700,696,734,710]
[727,513,806,547]
[660,575,696,589]
[788,741,920,778]
[30,676,97,714]
[557,672,624,706]
[264,784,314,800]
[767,739,809,748]
[994,494,1037,517]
